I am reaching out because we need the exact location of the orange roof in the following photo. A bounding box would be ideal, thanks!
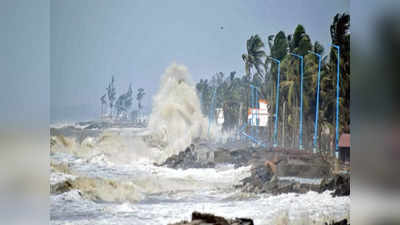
[338,133,350,148]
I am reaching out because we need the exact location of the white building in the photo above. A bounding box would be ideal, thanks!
[215,108,224,125]
[248,99,271,127]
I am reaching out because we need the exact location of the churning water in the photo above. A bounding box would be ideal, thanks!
[50,63,349,225]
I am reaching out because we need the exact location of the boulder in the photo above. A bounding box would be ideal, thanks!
[325,219,349,225]
[238,161,322,195]
[320,173,350,197]
[276,157,330,178]
[157,144,216,169]
[51,179,74,195]
[239,162,275,193]
[169,211,254,225]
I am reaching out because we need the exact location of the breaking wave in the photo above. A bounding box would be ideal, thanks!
[147,63,209,159]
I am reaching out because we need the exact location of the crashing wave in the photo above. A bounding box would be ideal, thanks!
[147,63,209,160]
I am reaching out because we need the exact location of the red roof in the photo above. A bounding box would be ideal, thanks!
[338,133,350,148]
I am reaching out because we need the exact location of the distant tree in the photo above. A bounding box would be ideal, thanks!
[115,94,124,118]
[106,76,116,117]
[196,79,212,115]
[114,83,134,119]
[100,93,107,117]
[230,71,236,82]
[136,88,145,115]
[124,84,133,112]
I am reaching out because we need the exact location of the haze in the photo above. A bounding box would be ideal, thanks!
[50,0,348,122]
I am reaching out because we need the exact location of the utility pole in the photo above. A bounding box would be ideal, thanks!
[289,53,304,150]
[331,44,340,159]
[268,57,281,148]
[308,50,322,154]
[282,101,286,148]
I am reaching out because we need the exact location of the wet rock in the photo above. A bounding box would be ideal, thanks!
[239,162,275,193]
[213,147,266,168]
[325,219,349,225]
[275,157,330,178]
[157,144,216,169]
[238,161,321,195]
[169,211,254,225]
[51,179,74,195]
[214,149,233,163]
[320,173,350,197]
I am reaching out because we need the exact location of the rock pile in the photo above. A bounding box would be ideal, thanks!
[239,161,274,192]
[169,211,254,225]
[320,173,350,197]
[237,162,320,194]
[156,144,215,169]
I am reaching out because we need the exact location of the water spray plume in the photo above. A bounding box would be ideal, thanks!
[148,63,209,157]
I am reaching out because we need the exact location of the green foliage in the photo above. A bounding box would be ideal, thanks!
[136,88,145,111]
[271,31,288,60]
[314,41,324,55]
[115,83,133,118]
[196,14,350,150]
[293,25,306,49]
[242,35,266,78]
[106,76,117,116]
[296,34,312,56]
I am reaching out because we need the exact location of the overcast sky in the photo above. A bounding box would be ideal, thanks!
[50,0,349,122]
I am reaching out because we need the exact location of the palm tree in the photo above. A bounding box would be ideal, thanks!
[330,13,350,134]
[279,56,312,148]
[106,76,116,118]
[242,35,266,80]
[100,94,107,117]
[136,88,145,121]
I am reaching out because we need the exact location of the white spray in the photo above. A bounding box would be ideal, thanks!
[148,63,210,158]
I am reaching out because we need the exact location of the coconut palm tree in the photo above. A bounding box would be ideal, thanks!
[136,88,145,121]
[100,94,107,117]
[242,35,266,80]
[106,76,116,118]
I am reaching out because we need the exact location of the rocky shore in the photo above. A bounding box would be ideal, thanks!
[168,211,349,225]
[155,144,216,169]
[157,143,349,197]
[168,211,254,225]
[320,173,350,197]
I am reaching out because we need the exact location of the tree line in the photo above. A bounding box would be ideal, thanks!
[100,76,146,120]
[196,13,350,154]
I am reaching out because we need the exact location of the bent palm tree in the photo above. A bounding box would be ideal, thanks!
[242,35,266,81]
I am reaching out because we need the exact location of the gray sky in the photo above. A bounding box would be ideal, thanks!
[51,0,349,122]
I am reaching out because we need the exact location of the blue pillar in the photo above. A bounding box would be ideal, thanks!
[255,87,258,138]
[308,51,322,153]
[331,44,340,159]
[289,53,304,150]
[269,57,281,148]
